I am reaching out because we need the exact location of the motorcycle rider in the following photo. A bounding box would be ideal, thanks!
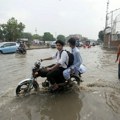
[18,41,26,53]
[63,37,86,83]
[40,40,69,91]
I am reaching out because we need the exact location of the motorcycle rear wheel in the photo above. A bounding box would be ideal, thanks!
[70,75,80,85]
[16,80,39,96]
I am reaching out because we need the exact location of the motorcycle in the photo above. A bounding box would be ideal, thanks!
[16,60,81,96]
[16,47,26,55]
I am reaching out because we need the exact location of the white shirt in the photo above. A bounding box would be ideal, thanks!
[52,50,69,68]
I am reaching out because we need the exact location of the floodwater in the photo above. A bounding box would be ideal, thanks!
[0,46,120,120]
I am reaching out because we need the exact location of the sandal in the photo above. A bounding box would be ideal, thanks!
[51,83,59,91]
[67,80,73,87]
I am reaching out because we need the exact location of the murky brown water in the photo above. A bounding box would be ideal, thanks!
[0,46,120,120]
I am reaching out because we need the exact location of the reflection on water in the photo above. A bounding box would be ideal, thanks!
[0,91,83,120]
[39,92,82,120]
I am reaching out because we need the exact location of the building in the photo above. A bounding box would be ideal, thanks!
[104,27,120,49]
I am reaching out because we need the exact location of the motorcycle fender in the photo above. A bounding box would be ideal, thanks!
[18,78,33,86]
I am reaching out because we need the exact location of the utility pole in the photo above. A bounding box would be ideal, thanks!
[105,0,111,48]
[55,32,57,40]
[35,27,37,34]
[111,11,113,41]
[105,0,109,29]
[104,0,109,48]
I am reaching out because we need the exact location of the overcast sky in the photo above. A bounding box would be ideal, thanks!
[0,0,120,39]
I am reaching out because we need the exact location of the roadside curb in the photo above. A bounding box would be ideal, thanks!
[26,46,49,50]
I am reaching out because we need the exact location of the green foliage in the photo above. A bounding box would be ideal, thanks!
[43,32,54,43]
[0,24,7,41]
[57,34,66,41]
[22,32,32,41]
[0,17,25,41]
[98,30,104,41]
[32,34,42,40]
[0,25,4,40]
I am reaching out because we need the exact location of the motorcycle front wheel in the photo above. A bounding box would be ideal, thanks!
[16,80,39,96]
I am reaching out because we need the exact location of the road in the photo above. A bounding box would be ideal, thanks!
[0,46,120,120]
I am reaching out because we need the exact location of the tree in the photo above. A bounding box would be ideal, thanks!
[57,34,66,42]
[0,25,4,40]
[0,24,7,41]
[0,17,25,41]
[22,32,32,41]
[32,34,42,41]
[98,30,104,42]
[43,32,55,43]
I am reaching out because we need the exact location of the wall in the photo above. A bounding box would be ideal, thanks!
[104,34,120,49]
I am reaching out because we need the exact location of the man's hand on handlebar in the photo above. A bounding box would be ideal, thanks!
[40,59,43,62]
[46,67,52,71]
[38,59,43,62]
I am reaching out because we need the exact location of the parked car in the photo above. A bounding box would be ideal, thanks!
[50,41,56,48]
[0,42,19,54]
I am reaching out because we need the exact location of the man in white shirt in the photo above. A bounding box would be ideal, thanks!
[41,40,69,90]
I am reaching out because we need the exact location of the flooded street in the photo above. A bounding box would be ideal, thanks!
[0,46,120,120]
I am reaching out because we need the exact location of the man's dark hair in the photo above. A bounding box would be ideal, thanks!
[56,40,65,46]
[68,38,76,46]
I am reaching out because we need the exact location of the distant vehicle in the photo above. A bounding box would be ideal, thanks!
[50,41,56,48]
[79,42,83,47]
[90,42,96,46]
[76,41,83,47]
[0,42,19,54]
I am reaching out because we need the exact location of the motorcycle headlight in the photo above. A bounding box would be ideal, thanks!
[34,61,40,68]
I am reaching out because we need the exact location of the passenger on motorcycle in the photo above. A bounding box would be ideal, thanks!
[18,42,26,53]
[63,37,86,83]
[40,40,69,91]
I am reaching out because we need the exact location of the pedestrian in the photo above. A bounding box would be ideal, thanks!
[115,44,120,80]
